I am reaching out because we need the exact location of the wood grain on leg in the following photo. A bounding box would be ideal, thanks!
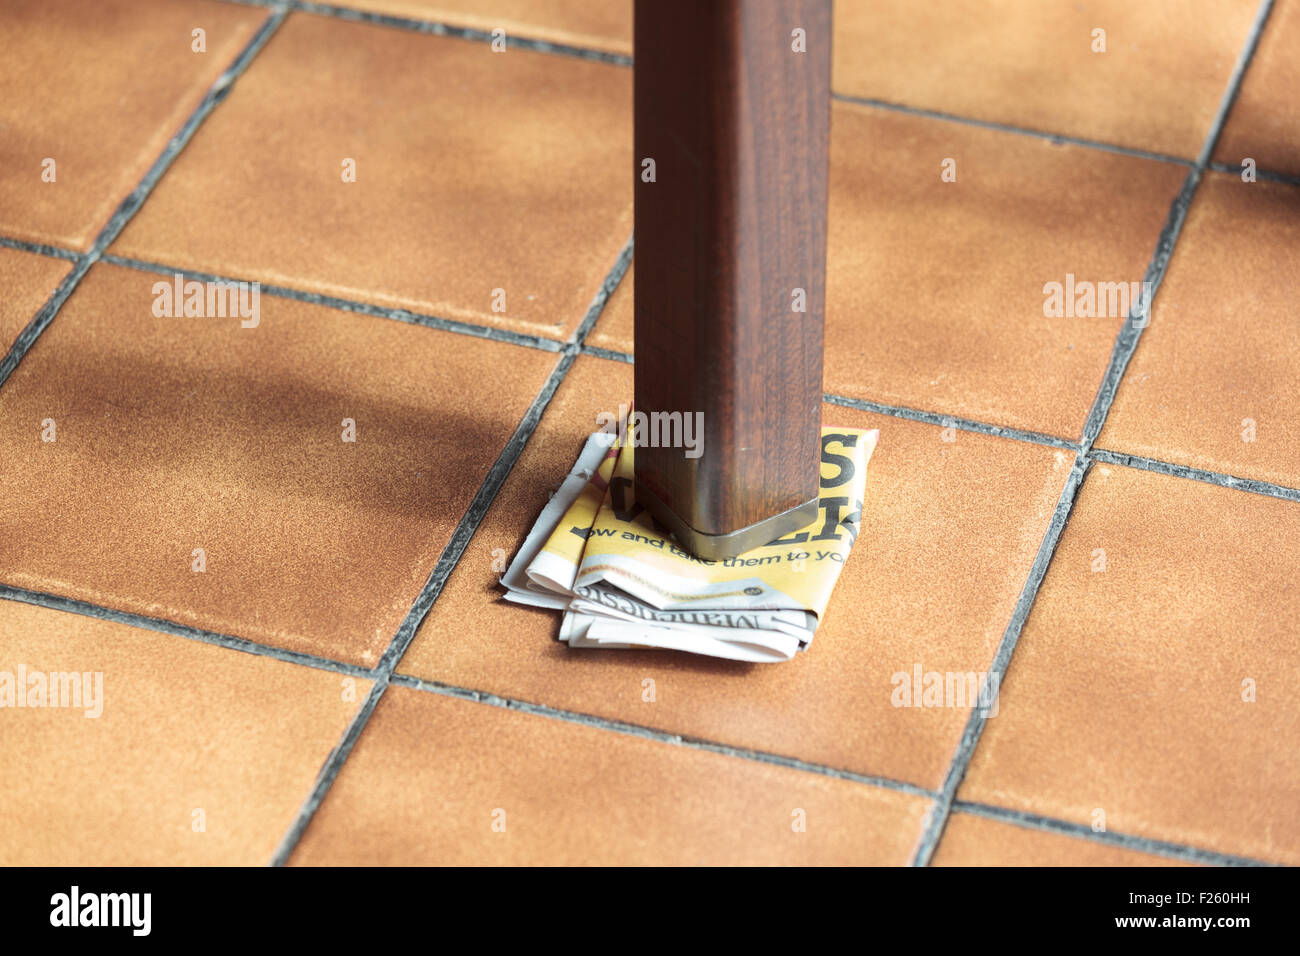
[633,0,831,559]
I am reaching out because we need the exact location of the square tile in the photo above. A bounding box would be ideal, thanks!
[289,685,929,864]
[1215,0,1300,177]
[0,0,268,250]
[833,0,1259,158]
[0,262,557,667]
[1098,177,1300,489]
[0,599,370,865]
[959,463,1300,865]
[111,11,633,341]
[932,812,1187,866]
[396,354,1071,790]
[343,0,632,56]
[825,103,1185,438]
[0,248,72,352]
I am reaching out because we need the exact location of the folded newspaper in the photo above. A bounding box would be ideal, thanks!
[501,424,878,662]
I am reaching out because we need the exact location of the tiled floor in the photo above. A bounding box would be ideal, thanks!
[1,0,1295,866]
[110,11,632,340]
[0,0,269,250]
[831,0,1261,159]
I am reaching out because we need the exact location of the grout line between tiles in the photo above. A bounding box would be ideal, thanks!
[571,238,633,344]
[952,800,1277,868]
[0,5,290,391]
[1192,1,1278,173]
[0,585,371,679]
[0,236,81,262]
[267,238,633,865]
[1079,0,1275,455]
[0,260,94,388]
[1090,448,1300,503]
[909,454,1092,866]
[268,675,391,865]
[99,252,564,354]
[1077,169,1203,454]
[831,93,1197,167]
[290,0,633,65]
[1207,160,1300,187]
[581,344,633,364]
[388,673,937,799]
[822,393,1078,450]
[913,0,1279,869]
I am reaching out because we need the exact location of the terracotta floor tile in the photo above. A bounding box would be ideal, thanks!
[396,354,1070,790]
[290,686,928,864]
[0,262,557,667]
[827,103,1184,437]
[343,0,632,55]
[111,11,632,342]
[0,0,267,250]
[832,0,1258,158]
[0,599,370,865]
[1098,174,1300,488]
[932,813,1188,866]
[959,463,1300,864]
[1215,0,1300,177]
[0,248,72,353]
[585,261,633,354]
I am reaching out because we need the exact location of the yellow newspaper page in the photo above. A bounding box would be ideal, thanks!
[523,431,622,595]
[574,427,877,619]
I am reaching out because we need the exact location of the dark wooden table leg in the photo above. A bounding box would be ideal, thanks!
[633,0,831,560]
